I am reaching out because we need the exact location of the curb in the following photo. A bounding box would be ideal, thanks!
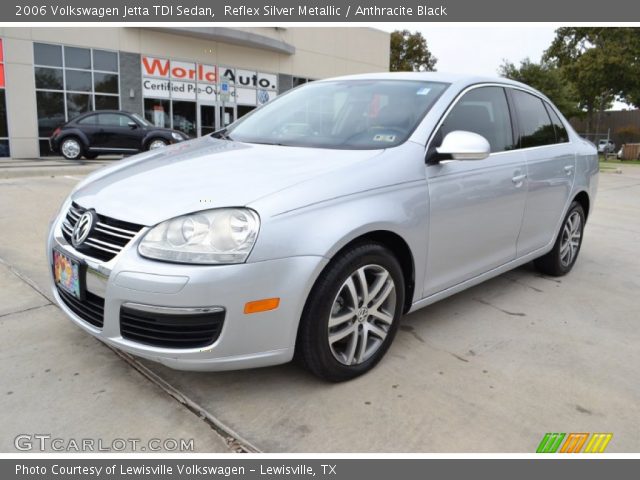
[0,165,105,179]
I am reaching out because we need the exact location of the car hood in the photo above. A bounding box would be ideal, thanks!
[72,136,384,226]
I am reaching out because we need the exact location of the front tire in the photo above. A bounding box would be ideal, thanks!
[147,138,168,150]
[534,201,585,276]
[296,242,405,382]
[60,137,83,160]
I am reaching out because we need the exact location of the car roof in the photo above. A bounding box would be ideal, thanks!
[78,110,133,116]
[318,71,548,100]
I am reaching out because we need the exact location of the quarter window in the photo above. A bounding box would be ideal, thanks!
[544,103,569,143]
[511,90,556,148]
[440,86,514,153]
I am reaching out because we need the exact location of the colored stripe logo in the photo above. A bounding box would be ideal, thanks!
[537,433,612,453]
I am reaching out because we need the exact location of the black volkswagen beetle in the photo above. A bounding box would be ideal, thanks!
[50,110,189,160]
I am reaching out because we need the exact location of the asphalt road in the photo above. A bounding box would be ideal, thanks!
[0,167,638,452]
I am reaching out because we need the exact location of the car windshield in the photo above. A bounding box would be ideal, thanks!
[131,113,151,127]
[225,80,449,149]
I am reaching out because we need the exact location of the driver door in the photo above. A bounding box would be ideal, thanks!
[423,86,528,297]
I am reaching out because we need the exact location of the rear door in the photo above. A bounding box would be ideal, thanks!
[423,86,528,297]
[508,89,575,256]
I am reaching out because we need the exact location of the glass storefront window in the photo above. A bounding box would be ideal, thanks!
[65,70,92,92]
[64,47,91,70]
[35,67,63,90]
[144,98,170,129]
[94,73,118,94]
[172,101,196,138]
[34,43,62,67]
[95,95,119,110]
[0,91,7,138]
[34,43,120,155]
[66,93,92,120]
[36,91,65,137]
[237,105,255,119]
[93,50,118,72]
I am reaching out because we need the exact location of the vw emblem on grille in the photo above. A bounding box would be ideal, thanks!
[72,210,96,247]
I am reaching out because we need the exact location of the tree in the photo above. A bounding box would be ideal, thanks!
[543,27,640,133]
[499,58,579,118]
[390,30,437,72]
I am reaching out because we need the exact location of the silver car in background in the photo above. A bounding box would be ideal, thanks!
[47,73,598,381]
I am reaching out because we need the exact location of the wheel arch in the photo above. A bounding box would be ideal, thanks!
[322,229,416,314]
[573,190,590,220]
[142,132,171,149]
[59,130,89,149]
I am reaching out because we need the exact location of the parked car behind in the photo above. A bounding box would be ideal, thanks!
[50,110,189,160]
[48,73,598,381]
[598,139,616,154]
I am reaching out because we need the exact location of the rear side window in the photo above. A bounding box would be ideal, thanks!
[96,114,131,127]
[77,114,98,125]
[511,90,556,148]
[544,103,569,143]
[440,86,514,153]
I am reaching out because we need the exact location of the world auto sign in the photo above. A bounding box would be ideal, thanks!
[141,56,278,105]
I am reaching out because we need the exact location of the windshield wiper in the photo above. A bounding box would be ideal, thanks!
[211,129,234,141]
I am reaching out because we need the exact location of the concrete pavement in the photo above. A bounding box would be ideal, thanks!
[0,166,638,452]
[0,175,234,453]
[0,157,116,179]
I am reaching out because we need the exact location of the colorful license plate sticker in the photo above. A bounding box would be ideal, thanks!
[53,250,81,299]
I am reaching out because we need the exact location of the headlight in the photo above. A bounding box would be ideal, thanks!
[138,208,260,264]
[171,132,185,141]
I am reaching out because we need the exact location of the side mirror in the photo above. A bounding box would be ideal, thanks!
[127,121,138,129]
[436,130,490,161]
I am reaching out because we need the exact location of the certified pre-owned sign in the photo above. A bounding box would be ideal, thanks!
[141,56,278,105]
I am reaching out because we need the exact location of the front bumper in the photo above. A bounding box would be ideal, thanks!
[47,208,327,371]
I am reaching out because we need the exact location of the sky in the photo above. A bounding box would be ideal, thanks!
[380,25,557,76]
[379,25,627,109]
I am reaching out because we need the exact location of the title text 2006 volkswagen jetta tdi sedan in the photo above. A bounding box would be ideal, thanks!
[48,73,598,381]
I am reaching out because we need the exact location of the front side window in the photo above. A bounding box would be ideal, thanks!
[226,80,449,149]
[96,113,131,127]
[440,86,515,153]
[511,90,556,148]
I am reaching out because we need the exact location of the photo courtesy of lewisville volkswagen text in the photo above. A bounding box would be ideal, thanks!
[0,0,639,475]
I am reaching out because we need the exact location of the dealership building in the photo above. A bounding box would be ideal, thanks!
[0,27,390,159]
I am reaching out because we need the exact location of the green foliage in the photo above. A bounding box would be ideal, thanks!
[390,30,437,72]
[544,27,640,116]
[499,58,580,118]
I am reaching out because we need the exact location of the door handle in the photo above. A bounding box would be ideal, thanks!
[512,174,527,184]
[564,165,574,175]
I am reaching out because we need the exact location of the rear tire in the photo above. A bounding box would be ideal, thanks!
[296,242,405,382]
[60,137,84,160]
[534,201,585,276]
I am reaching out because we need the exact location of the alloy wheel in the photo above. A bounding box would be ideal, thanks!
[149,139,167,150]
[560,211,582,267]
[61,139,81,159]
[327,264,397,366]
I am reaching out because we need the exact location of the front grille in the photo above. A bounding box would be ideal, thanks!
[61,202,144,262]
[56,286,105,329]
[120,306,225,349]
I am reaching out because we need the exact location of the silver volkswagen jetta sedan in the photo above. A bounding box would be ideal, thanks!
[47,73,598,381]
